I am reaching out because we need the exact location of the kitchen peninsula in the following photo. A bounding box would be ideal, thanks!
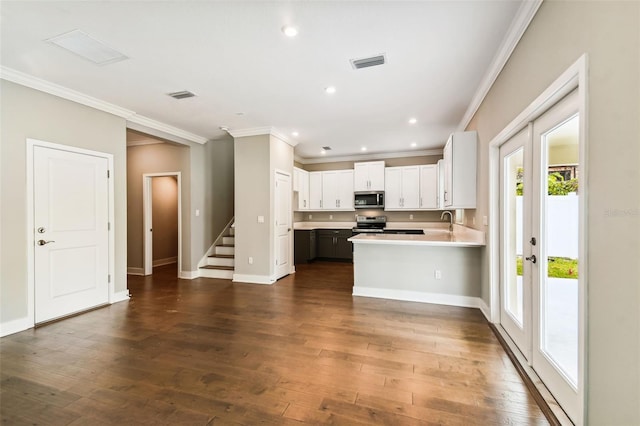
[349,224,485,309]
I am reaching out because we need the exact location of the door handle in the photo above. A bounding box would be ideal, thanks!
[525,255,537,264]
[37,240,55,246]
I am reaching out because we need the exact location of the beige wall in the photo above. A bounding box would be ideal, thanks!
[465,1,640,422]
[151,176,178,264]
[127,142,190,270]
[234,135,271,276]
[0,80,127,324]
[234,134,293,280]
[204,138,234,249]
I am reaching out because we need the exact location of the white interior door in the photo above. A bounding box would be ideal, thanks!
[34,146,109,323]
[274,171,291,279]
[499,127,531,358]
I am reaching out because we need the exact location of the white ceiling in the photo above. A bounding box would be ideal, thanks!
[1,1,527,160]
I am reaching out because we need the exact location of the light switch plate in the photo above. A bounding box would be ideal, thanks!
[257,215,265,223]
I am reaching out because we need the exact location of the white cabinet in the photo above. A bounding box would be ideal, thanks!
[443,131,477,208]
[354,161,385,191]
[384,166,420,210]
[322,170,354,210]
[309,172,323,210]
[293,167,309,211]
[308,169,354,211]
[418,164,439,209]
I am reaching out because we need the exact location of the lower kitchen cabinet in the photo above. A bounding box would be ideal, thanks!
[294,230,316,264]
[316,229,353,261]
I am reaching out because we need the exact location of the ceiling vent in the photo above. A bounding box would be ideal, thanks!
[350,54,386,70]
[322,146,332,151]
[168,91,196,100]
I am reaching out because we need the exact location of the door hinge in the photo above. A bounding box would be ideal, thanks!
[107,170,110,178]
[108,222,111,231]
[108,274,111,283]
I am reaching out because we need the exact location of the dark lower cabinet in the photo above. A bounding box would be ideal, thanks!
[316,229,353,261]
[294,230,316,264]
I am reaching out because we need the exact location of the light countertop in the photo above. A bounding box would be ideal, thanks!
[349,225,485,247]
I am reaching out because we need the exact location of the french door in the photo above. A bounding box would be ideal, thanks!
[500,90,582,422]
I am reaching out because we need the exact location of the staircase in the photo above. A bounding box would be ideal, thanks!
[199,226,235,279]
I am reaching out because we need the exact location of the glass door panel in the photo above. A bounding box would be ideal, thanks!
[540,114,580,387]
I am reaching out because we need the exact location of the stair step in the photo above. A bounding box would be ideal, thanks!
[215,245,235,256]
[222,236,235,245]
[207,256,235,267]
[199,266,233,280]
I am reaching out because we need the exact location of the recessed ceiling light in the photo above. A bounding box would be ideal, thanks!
[410,142,417,148]
[325,86,336,94]
[46,29,128,65]
[361,147,367,152]
[282,25,298,37]
[292,131,299,137]
[408,117,417,124]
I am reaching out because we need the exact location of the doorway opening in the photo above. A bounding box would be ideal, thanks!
[143,173,182,276]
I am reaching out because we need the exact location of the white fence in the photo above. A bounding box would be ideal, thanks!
[516,194,579,259]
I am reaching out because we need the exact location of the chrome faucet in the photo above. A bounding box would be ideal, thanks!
[440,211,453,232]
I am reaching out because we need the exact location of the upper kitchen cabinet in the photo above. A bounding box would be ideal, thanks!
[384,166,420,210]
[354,161,385,191]
[309,169,354,211]
[443,131,477,209]
[293,167,309,211]
[322,170,354,210]
[418,164,439,210]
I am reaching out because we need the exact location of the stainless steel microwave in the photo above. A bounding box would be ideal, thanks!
[354,191,384,209]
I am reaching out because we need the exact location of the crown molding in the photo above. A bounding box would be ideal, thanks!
[0,66,209,145]
[0,65,135,118]
[228,126,297,148]
[126,115,208,145]
[457,0,543,131]
[295,148,443,165]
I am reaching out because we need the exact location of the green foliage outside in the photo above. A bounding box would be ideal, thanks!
[515,169,579,196]
[516,255,578,279]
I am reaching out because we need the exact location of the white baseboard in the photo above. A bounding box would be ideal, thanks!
[1,316,32,337]
[179,270,199,279]
[479,298,492,322]
[352,286,482,309]
[127,267,144,276]
[111,290,130,304]
[153,256,177,267]
[232,274,275,285]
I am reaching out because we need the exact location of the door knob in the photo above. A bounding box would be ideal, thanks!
[525,254,537,264]
[37,240,55,246]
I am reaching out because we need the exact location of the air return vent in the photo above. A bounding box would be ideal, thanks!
[350,54,386,70]
[322,146,332,151]
[168,91,196,99]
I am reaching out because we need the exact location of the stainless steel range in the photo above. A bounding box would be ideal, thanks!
[352,215,386,235]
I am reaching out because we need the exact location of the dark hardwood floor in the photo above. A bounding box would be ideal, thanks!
[1,262,549,425]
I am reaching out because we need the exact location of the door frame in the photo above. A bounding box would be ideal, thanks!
[487,55,588,424]
[26,139,116,328]
[142,172,182,276]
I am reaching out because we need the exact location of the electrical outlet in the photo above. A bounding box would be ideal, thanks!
[195,209,200,217]
[309,214,312,219]
[257,215,264,223]
[472,216,476,225]
[434,270,442,279]
[248,257,253,264]
[483,215,488,226]
[329,214,333,220]
[409,214,413,220]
